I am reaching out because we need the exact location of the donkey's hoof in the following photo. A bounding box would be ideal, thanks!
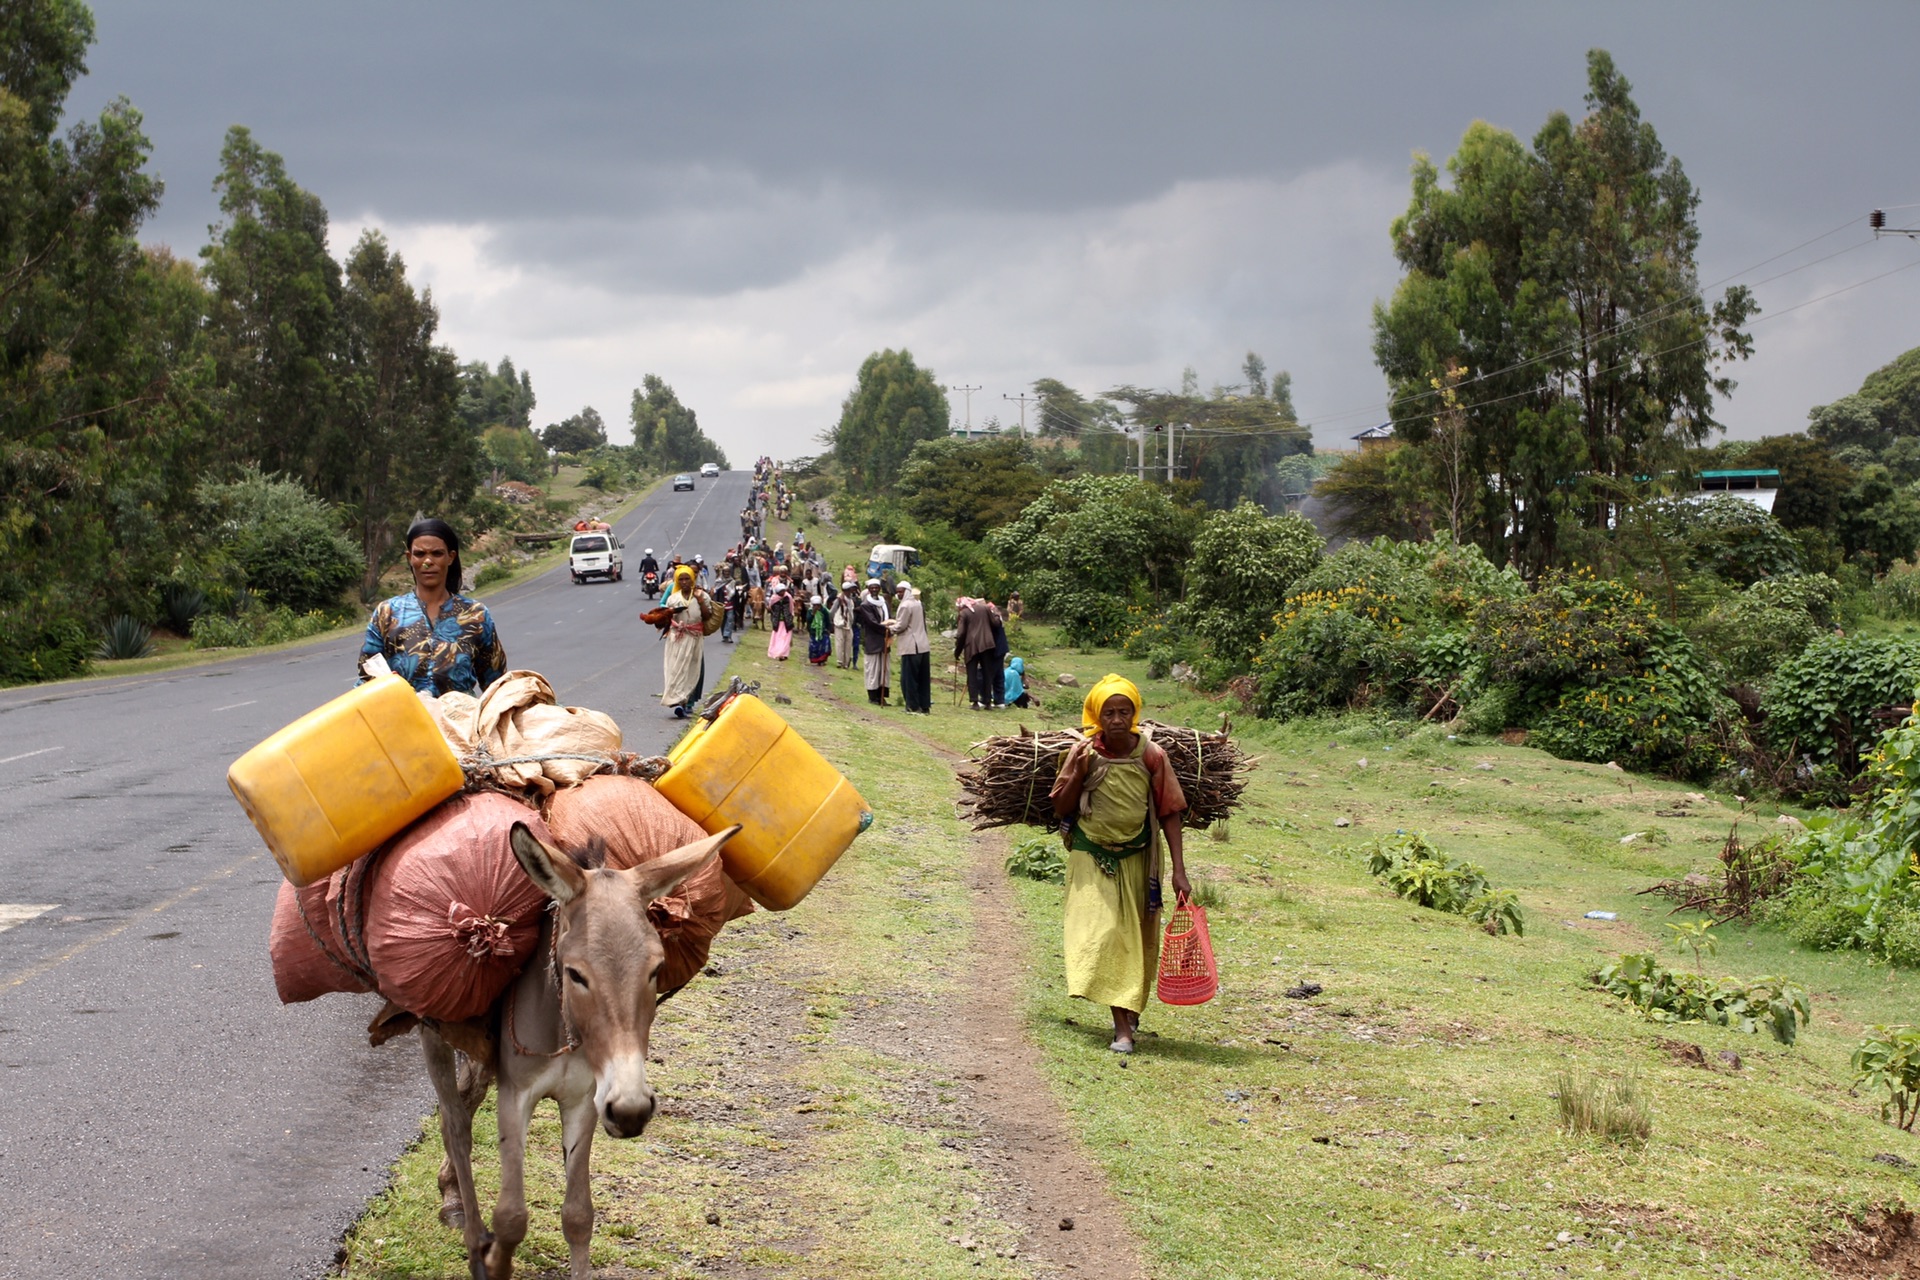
[439,1200,465,1229]
[467,1232,494,1280]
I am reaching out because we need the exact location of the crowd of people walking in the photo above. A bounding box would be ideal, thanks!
[635,457,1035,723]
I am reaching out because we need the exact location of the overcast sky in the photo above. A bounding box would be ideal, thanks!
[66,1,1920,460]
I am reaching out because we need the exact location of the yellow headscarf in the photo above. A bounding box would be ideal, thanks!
[673,565,696,594]
[1081,673,1142,734]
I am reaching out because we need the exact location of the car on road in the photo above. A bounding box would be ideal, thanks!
[699,462,720,477]
[568,532,623,584]
[672,473,696,491]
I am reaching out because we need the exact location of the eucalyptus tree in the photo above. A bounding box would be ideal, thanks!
[830,349,948,491]
[0,0,208,676]
[200,126,342,483]
[1372,50,1754,574]
[333,231,474,597]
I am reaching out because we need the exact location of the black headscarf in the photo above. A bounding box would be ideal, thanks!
[405,517,464,594]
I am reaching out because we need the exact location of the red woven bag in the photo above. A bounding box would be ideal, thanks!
[1155,902,1219,1006]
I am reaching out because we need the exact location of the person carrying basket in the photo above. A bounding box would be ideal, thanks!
[1049,675,1190,1054]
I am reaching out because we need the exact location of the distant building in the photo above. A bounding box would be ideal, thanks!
[1353,423,1395,451]
[1685,468,1780,516]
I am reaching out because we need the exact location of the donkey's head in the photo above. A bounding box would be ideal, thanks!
[509,820,738,1139]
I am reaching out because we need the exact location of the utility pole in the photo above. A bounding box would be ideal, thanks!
[946,383,982,437]
[1872,209,1920,239]
[1002,392,1034,438]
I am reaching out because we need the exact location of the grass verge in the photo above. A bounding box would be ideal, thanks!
[337,508,1920,1278]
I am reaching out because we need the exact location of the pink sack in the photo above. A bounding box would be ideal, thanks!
[768,622,791,660]
[544,775,753,995]
[269,879,371,1003]
[363,792,553,1021]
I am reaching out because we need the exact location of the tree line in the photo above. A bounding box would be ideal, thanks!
[1,0,723,682]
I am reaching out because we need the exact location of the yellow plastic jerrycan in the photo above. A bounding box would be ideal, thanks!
[228,674,466,887]
[657,693,871,910]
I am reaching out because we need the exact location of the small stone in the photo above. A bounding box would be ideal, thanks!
[1056,673,1078,687]
[1556,1231,1573,1244]
[1334,818,1351,828]
[1356,757,1369,768]
[1059,1216,1075,1231]
[1716,1049,1743,1070]
[705,1211,720,1225]
[942,1217,954,1226]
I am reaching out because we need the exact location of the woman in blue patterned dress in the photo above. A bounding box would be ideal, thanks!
[357,518,506,696]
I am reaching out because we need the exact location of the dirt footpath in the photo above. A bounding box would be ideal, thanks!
[617,688,1145,1279]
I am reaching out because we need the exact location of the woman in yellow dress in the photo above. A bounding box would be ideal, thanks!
[1049,675,1190,1053]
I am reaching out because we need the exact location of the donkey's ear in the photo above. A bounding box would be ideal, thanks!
[511,821,586,904]
[632,825,738,902]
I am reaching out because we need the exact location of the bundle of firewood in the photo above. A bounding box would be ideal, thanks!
[957,719,1253,830]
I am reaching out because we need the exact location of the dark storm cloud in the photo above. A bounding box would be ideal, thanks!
[75,1,1920,267]
[56,1,1920,456]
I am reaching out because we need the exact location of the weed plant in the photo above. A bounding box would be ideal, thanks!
[1004,834,1065,884]
[1594,952,1810,1045]
[1554,1070,1653,1145]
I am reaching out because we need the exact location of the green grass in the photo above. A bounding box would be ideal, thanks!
[336,506,1920,1278]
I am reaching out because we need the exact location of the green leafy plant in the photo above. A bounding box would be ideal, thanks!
[1765,635,1920,775]
[1467,889,1526,936]
[1555,1070,1652,1145]
[1665,919,1719,970]
[1594,953,1810,1045]
[1851,1024,1920,1130]
[1004,835,1065,884]
[1355,832,1522,936]
[96,615,155,661]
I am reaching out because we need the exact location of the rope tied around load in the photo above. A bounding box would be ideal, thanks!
[458,744,673,792]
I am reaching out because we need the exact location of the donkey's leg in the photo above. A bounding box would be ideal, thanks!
[420,1028,491,1278]
[481,1078,538,1280]
[438,1051,497,1227]
[557,1091,600,1279]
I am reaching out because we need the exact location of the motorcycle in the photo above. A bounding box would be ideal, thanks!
[641,568,662,600]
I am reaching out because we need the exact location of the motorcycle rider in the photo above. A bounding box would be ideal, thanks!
[637,547,660,578]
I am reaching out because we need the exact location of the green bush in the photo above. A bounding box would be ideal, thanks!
[1182,502,1323,667]
[198,469,360,613]
[1672,493,1805,585]
[988,476,1194,645]
[1253,536,1522,721]
[1004,835,1066,884]
[1875,560,1920,620]
[0,612,91,685]
[1765,634,1920,772]
[1685,573,1840,686]
[191,605,341,650]
[1475,571,1725,777]
[471,562,513,591]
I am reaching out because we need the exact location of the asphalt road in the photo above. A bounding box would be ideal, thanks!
[0,470,754,1279]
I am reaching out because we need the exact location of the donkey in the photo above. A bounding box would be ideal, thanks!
[420,819,739,1280]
